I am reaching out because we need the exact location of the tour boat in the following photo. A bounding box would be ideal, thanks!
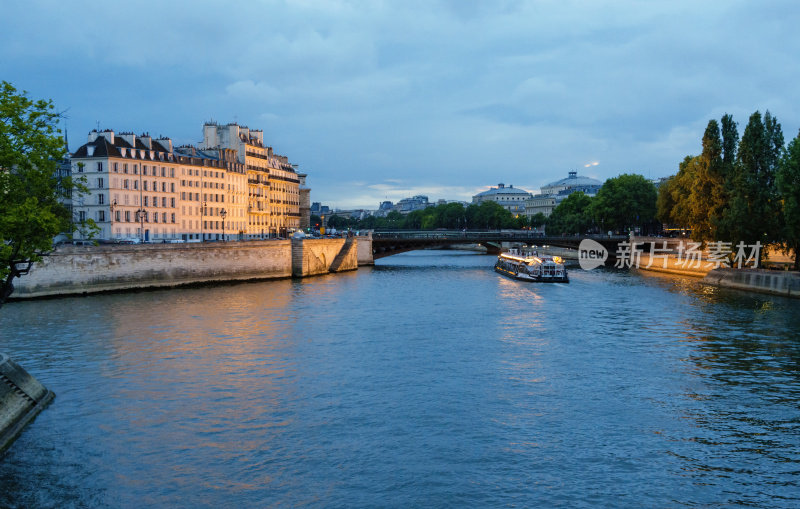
[494,248,569,283]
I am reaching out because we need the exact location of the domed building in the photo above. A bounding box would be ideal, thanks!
[526,171,604,218]
[472,183,533,214]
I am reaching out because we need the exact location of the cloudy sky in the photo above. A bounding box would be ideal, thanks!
[4,0,799,208]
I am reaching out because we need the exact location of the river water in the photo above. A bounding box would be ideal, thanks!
[0,250,798,508]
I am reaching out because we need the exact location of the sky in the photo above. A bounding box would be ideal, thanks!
[3,0,800,209]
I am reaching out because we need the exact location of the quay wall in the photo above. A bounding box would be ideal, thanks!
[0,353,54,452]
[357,236,374,266]
[12,241,292,299]
[292,238,358,277]
[703,268,800,298]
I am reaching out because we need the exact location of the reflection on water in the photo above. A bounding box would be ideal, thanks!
[1,250,798,507]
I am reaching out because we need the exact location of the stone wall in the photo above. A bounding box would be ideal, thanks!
[356,235,374,266]
[1,353,55,452]
[291,238,358,277]
[703,268,800,298]
[12,241,292,299]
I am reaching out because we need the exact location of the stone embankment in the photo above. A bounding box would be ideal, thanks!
[12,237,368,300]
[0,353,54,452]
[703,268,800,298]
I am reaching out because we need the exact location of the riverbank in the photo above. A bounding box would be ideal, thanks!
[703,267,800,298]
[11,237,364,300]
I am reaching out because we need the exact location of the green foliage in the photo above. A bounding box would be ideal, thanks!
[656,176,677,225]
[688,120,727,243]
[590,174,656,232]
[0,81,76,306]
[546,192,594,235]
[529,212,547,228]
[465,201,517,229]
[719,111,784,251]
[777,129,800,269]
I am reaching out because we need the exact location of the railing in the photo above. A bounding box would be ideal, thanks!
[371,230,628,242]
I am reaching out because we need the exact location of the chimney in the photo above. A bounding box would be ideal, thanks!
[88,130,99,143]
[99,129,115,144]
[140,133,152,149]
[156,137,173,153]
[498,183,505,188]
[119,132,137,147]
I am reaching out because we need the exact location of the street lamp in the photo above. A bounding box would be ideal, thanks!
[220,208,227,242]
[135,208,146,243]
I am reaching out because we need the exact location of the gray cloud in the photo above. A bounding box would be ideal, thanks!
[3,0,800,207]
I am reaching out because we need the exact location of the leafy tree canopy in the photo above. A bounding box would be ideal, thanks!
[591,174,656,232]
[1,81,77,307]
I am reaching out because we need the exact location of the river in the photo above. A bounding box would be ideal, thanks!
[1,250,798,508]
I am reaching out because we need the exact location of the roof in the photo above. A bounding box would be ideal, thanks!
[543,172,603,188]
[474,183,532,198]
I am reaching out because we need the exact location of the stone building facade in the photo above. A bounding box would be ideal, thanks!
[70,124,302,242]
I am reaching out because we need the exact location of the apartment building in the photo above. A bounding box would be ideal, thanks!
[201,123,300,238]
[70,125,275,242]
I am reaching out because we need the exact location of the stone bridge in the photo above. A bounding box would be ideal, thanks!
[366,230,628,261]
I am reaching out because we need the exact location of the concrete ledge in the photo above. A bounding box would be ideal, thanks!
[0,353,55,453]
[703,268,800,298]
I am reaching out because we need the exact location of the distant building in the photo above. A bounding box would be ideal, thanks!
[310,202,331,215]
[298,173,311,230]
[472,183,532,214]
[394,195,431,214]
[526,171,603,218]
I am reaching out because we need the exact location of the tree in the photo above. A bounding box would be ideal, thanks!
[656,176,677,225]
[546,191,593,235]
[1,82,78,308]
[719,111,784,257]
[590,174,656,233]
[777,129,800,270]
[689,120,726,243]
[529,212,547,229]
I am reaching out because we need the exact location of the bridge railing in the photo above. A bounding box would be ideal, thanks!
[371,230,627,242]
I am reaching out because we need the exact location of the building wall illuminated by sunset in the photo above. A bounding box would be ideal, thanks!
[70,124,302,242]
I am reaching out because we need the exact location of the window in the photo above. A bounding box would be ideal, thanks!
[162,182,166,192]
[134,165,138,175]
[125,211,130,222]
[162,197,167,207]
[170,183,175,192]
[162,212,167,223]
[144,196,148,206]
[79,211,86,221]
[115,210,121,222]
[153,196,158,207]
[161,167,166,177]
[134,180,138,190]
[170,197,175,208]
[123,163,128,174]
[123,179,129,189]
[154,213,159,223]
[143,165,148,176]
[181,192,186,200]
[97,178,104,188]
[97,162,103,172]
[98,210,105,222]
[98,194,104,205]
[170,168,175,177]
[113,162,118,172]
